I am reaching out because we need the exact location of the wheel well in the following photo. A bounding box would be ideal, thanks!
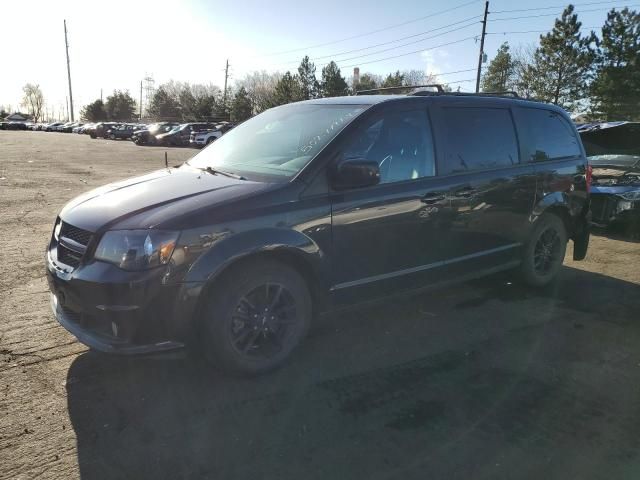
[195,250,325,323]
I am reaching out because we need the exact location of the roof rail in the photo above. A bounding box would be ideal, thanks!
[411,90,520,98]
[355,84,445,95]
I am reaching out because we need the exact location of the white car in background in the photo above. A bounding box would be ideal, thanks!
[189,122,235,148]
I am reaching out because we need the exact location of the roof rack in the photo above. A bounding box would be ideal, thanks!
[355,84,445,95]
[411,90,520,98]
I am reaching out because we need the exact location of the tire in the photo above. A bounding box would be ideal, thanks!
[90,133,96,139]
[205,137,215,145]
[520,213,567,287]
[200,260,312,375]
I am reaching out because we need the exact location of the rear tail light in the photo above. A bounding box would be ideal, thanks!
[586,164,592,193]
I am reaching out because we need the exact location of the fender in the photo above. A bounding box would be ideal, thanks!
[184,227,328,285]
[168,227,329,341]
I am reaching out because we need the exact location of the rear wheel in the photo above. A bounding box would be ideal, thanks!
[200,260,312,375]
[520,214,567,287]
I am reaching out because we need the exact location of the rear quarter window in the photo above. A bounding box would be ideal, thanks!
[439,107,519,175]
[517,108,581,161]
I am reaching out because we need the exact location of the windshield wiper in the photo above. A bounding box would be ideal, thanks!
[201,166,247,180]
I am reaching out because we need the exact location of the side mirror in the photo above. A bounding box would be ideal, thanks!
[331,159,380,190]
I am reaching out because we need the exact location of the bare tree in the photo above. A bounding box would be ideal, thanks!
[235,71,281,114]
[511,43,538,98]
[21,84,45,122]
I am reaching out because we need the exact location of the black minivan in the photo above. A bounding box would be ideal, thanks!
[46,93,591,374]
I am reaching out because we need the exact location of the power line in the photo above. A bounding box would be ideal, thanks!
[486,26,600,35]
[313,22,480,66]
[491,4,640,22]
[491,0,632,14]
[340,36,477,69]
[259,0,481,57]
[276,16,481,67]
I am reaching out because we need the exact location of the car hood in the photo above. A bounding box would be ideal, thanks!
[59,165,270,231]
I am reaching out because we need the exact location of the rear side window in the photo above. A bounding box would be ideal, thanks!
[440,107,519,175]
[519,108,581,161]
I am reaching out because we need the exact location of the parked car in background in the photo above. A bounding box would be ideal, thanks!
[131,122,179,145]
[72,123,86,133]
[87,122,119,139]
[189,122,235,148]
[156,122,216,147]
[105,124,143,140]
[7,121,28,130]
[46,93,590,375]
[43,122,59,131]
[579,121,640,235]
[62,122,83,133]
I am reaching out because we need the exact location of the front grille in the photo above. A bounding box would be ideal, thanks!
[56,222,93,269]
[58,244,83,268]
[59,222,92,246]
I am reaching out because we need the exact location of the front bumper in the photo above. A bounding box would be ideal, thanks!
[46,248,199,355]
[50,293,183,354]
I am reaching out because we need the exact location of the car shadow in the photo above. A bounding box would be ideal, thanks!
[67,266,640,480]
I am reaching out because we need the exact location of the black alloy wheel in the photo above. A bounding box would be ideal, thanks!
[200,260,311,375]
[229,283,298,359]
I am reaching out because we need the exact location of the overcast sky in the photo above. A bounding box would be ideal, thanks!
[1,0,630,119]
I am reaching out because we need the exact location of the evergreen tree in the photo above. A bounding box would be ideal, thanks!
[80,99,107,122]
[528,5,596,110]
[590,7,640,120]
[481,42,516,92]
[104,90,137,121]
[231,87,253,122]
[297,56,319,100]
[147,87,180,120]
[355,73,379,92]
[274,72,304,105]
[320,61,349,97]
[381,70,405,88]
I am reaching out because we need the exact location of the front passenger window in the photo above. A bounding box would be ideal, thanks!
[341,109,435,184]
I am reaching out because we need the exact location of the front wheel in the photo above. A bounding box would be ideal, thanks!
[200,260,312,375]
[520,214,567,287]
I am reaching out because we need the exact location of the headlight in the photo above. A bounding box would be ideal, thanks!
[94,230,179,270]
[618,190,640,201]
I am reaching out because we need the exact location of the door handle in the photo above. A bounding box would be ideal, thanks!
[454,186,476,198]
[421,193,446,204]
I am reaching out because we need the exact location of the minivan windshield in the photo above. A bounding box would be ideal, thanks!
[187,103,367,180]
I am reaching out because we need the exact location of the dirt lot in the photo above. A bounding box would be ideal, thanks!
[1,130,640,480]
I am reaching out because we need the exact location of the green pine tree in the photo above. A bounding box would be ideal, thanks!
[320,61,349,97]
[297,56,319,100]
[590,7,640,120]
[231,87,253,122]
[481,42,515,92]
[528,5,596,110]
[274,72,304,106]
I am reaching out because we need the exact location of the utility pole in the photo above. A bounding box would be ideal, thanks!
[64,20,74,121]
[100,88,103,103]
[475,1,489,93]
[139,80,143,120]
[223,59,230,116]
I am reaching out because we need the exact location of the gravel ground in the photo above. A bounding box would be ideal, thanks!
[1,130,640,480]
